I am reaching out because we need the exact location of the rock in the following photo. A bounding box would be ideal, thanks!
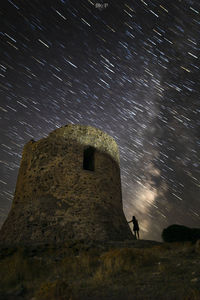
[162,224,200,243]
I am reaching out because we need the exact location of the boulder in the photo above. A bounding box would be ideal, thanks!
[162,224,200,243]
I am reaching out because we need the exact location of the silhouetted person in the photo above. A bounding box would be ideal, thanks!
[128,216,140,239]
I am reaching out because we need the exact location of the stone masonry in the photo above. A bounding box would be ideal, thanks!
[0,124,133,244]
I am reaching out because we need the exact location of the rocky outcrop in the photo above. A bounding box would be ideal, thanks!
[162,224,200,243]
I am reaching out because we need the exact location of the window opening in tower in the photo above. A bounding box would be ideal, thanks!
[83,146,95,171]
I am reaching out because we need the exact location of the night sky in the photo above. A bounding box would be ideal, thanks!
[1,0,200,241]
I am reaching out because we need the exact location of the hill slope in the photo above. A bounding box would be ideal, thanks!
[0,239,200,300]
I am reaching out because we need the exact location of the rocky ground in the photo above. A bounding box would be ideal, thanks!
[0,239,200,300]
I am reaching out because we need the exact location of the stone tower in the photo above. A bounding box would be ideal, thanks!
[0,124,133,244]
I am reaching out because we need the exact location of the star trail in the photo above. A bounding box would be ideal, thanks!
[1,0,200,241]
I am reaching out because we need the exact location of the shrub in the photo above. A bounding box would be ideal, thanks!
[93,247,159,282]
[35,280,71,300]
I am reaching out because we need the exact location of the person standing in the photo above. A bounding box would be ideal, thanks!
[128,216,140,239]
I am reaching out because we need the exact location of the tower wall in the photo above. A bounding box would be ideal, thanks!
[0,124,133,244]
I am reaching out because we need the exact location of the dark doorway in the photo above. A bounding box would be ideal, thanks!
[83,146,95,171]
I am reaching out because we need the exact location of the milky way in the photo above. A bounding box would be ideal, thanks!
[1,0,200,241]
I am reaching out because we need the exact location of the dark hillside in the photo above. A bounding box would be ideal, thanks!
[0,239,200,300]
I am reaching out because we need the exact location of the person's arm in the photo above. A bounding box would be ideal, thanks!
[128,220,132,223]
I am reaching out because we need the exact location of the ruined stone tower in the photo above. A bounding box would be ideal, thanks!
[0,124,133,244]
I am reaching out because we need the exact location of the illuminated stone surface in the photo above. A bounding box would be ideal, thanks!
[0,124,133,244]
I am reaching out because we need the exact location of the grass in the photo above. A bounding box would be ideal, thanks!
[0,241,200,299]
